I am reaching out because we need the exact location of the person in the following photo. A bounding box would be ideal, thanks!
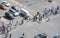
[5,26,9,34]
[22,33,25,36]
[32,15,38,22]
[52,8,58,15]
[43,8,49,18]
[25,16,31,22]
[9,34,11,38]
[6,21,12,31]
[36,12,40,16]
[19,19,24,25]
[2,26,5,34]
[14,21,18,28]
[1,22,6,34]
[48,9,51,12]
[0,26,2,32]
[39,14,42,21]
[51,7,54,12]
[43,8,48,13]
[21,19,24,24]
[56,6,59,10]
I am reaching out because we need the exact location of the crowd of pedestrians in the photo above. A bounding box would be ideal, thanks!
[32,6,60,23]
[0,5,59,38]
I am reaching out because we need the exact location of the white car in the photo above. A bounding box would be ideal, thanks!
[2,1,10,7]
[20,8,30,17]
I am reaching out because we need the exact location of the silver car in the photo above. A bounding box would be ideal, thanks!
[10,6,20,16]
[1,1,10,7]
[9,9,20,17]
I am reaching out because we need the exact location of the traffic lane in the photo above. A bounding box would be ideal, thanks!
[9,15,60,38]
[7,14,59,38]
[9,21,59,38]
[9,21,40,38]
[14,0,52,15]
[13,0,60,16]
[49,14,60,33]
[53,0,60,4]
[14,0,45,6]
[23,17,59,38]
[0,0,59,37]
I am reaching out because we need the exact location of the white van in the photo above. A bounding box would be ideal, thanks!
[20,8,30,17]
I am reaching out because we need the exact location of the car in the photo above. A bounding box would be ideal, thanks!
[0,4,8,10]
[34,36,41,38]
[9,9,20,16]
[5,11,15,20]
[1,1,10,7]
[34,33,47,38]
[11,6,19,12]
[19,8,30,17]
[19,8,31,20]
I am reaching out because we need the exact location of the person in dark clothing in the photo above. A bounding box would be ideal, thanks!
[32,16,38,22]
[9,34,11,38]
[56,6,59,10]
[22,33,25,36]
[37,12,40,14]
[2,26,5,34]
[1,22,5,34]
[38,14,42,21]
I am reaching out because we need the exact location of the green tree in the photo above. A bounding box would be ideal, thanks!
[0,16,2,19]
[48,0,53,3]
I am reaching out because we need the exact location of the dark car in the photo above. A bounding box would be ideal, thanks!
[5,12,15,20]
[11,6,19,12]
[34,33,47,38]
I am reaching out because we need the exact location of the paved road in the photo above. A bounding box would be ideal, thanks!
[0,0,60,38]
[8,0,60,38]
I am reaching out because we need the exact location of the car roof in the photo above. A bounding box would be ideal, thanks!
[21,8,30,16]
[8,13,14,17]
[21,8,29,13]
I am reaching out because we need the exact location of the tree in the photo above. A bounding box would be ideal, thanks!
[48,0,53,3]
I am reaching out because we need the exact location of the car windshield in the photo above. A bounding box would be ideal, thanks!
[21,10,26,15]
[12,6,19,12]
[2,2,8,5]
[9,13,13,16]
[9,10,15,13]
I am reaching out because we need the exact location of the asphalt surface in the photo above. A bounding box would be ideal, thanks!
[0,0,60,38]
